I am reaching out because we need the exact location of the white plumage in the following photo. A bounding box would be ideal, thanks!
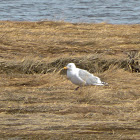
[64,63,107,86]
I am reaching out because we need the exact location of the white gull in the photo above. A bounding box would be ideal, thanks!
[64,63,107,87]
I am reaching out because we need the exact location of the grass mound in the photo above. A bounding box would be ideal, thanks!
[0,52,139,74]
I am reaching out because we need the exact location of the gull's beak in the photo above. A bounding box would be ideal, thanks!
[64,67,67,70]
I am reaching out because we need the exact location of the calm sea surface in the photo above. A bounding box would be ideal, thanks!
[0,0,140,24]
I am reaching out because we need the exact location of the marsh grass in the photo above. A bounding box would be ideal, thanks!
[0,21,140,139]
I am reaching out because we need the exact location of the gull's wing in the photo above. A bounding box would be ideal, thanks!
[78,68,103,85]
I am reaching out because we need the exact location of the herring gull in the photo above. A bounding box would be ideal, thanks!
[64,63,107,88]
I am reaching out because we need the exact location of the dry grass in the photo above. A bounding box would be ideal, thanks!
[0,21,140,139]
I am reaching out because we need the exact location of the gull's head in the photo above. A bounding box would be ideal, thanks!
[64,63,76,70]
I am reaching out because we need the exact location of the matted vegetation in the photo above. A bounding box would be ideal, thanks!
[0,21,140,139]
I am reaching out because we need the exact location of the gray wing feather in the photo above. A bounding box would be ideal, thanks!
[78,69,100,85]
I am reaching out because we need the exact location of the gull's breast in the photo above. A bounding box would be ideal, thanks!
[67,70,85,85]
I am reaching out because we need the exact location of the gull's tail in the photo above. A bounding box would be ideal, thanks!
[101,81,108,86]
[93,81,108,86]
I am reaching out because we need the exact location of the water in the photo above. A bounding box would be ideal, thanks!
[0,0,140,24]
